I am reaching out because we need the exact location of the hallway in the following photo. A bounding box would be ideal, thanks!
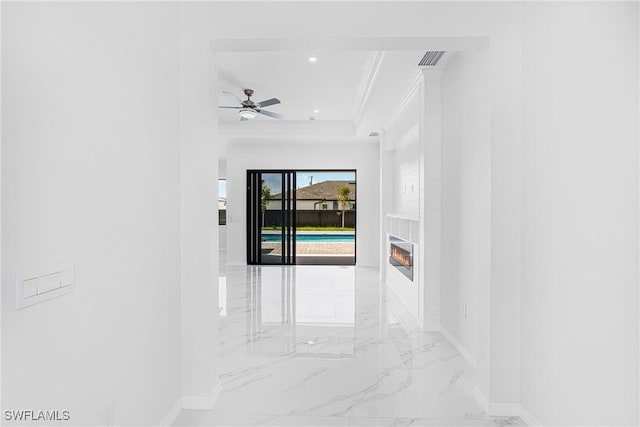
[175,265,524,426]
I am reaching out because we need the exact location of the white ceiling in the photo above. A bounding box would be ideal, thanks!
[216,48,453,137]
[217,50,376,123]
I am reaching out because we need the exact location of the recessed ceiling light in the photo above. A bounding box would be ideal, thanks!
[308,56,318,63]
[313,109,320,113]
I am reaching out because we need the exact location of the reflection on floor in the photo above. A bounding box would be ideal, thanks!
[175,264,525,427]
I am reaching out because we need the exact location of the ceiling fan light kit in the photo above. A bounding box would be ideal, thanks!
[239,109,258,119]
[218,88,283,121]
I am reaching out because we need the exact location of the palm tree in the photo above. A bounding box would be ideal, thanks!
[337,184,351,228]
[261,184,272,228]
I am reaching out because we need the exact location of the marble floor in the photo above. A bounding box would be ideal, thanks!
[174,262,525,427]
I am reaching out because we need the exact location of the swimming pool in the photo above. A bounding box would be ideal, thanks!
[262,233,355,243]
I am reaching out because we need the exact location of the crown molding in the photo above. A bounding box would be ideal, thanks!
[382,71,423,131]
[353,51,385,129]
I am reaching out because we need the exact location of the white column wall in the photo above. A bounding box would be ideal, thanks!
[441,50,491,370]
[520,3,639,425]
[179,5,220,406]
[421,70,443,332]
[486,13,524,405]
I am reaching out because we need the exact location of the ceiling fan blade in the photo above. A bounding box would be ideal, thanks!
[218,106,241,109]
[222,90,244,104]
[256,98,281,108]
[257,109,283,120]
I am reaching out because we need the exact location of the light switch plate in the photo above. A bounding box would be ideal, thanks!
[16,264,75,309]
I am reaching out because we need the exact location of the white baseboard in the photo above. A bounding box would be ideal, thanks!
[473,388,543,426]
[182,382,222,410]
[439,326,478,369]
[519,403,543,426]
[158,383,222,426]
[159,398,182,427]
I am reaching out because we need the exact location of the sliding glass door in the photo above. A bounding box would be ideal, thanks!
[247,169,357,266]
[247,170,296,265]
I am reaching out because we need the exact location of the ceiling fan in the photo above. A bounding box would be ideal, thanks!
[219,89,283,121]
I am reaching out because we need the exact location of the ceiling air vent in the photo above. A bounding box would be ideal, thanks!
[418,51,445,66]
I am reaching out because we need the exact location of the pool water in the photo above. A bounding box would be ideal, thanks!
[262,233,355,243]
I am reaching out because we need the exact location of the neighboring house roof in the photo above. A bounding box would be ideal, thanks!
[272,180,356,201]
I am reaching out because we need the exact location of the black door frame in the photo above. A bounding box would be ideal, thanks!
[247,170,297,265]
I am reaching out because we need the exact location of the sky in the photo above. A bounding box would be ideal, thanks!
[219,171,356,198]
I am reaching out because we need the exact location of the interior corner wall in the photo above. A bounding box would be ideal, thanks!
[2,3,181,425]
[441,50,491,370]
[225,141,379,267]
[521,2,639,425]
[179,7,220,406]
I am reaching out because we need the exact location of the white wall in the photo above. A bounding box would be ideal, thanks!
[2,3,181,424]
[441,50,491,369]
[392,125,420,217]
[387,94,420,219]
[520,3,639,425]
[226,140,379,266]
[179,5,220,408]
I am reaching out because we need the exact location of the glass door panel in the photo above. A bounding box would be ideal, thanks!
[247,170,296,265]
[260,173,283,264]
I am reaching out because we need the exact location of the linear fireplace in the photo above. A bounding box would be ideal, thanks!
[389,235,413,281]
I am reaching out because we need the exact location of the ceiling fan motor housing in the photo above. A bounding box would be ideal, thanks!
[242,89,256,108]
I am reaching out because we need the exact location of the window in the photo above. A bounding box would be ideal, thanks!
[322,203,328,210]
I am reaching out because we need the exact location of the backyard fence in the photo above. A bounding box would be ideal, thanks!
[263,210,355,228]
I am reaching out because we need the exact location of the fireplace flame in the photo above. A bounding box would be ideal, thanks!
[390,244,412,267]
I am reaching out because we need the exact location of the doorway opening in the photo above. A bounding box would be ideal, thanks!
[247,170,356,265]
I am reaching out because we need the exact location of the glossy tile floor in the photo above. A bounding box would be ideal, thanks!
[175,260,525,427]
